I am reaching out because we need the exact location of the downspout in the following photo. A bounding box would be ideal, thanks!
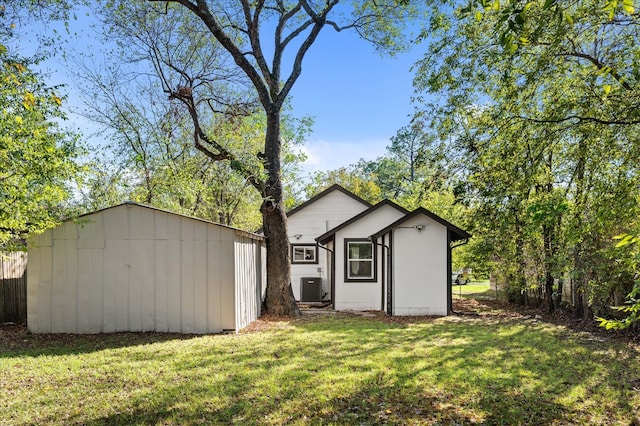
[370,234,390,313]
[447,231,452,315]
[381,234,385,312]
[316,242,334,304]
[388,230,394,316]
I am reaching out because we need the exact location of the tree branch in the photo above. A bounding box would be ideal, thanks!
[511,114,640,126]
[149,0,272,108]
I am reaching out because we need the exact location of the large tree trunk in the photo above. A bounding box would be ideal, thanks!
[261,107,300,316]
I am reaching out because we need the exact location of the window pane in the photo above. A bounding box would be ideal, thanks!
[293,247,306,261]
[303,248,315,261]
[349,260,372,278]
[349,242,372,260]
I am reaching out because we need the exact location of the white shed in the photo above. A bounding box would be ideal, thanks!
[27,203,266,334]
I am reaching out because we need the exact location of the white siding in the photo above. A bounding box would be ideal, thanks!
[27,204,264,334]
[288,189,369,300]
[333,205,406,311]
[391,214,448,316]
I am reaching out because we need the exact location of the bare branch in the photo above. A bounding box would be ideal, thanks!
[511,114,640,126]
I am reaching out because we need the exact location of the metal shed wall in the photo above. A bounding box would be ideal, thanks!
[27,204,264,334]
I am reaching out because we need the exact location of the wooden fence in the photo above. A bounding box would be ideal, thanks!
[0,251,27,324]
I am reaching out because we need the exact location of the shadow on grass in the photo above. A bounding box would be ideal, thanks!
[96,317,639,423]
[0,324,202,358]
[3,309,639,425]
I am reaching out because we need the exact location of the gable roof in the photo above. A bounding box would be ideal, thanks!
[286,184,372,218]
[74,202,265,241]
[316,199,410,245]
[370,207,471,242]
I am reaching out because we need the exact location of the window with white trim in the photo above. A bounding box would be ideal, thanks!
[291,244,318,264]
[345,239,375,281]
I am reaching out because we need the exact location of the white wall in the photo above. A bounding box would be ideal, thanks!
[27,204,264,334]
[287,190,369,300]
[391,214,448,316]
[333,205,406,311]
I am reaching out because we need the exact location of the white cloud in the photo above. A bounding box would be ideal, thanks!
[300,138,389,176]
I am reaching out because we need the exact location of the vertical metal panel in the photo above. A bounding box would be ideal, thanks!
[51,239,66,333]
[166,240,181,332]
[206,233,222,333]
[154,239,169,332]
[138,239,156,331]
[39,229,53,247]
[64,221,78,240]
[103,239,128,332]
[180,238,195,333]
[234,235,260,331]
[220,227,235,331]
[63,239,78,333]
[194,221,207,241]
[128,239,144,332]
[77,213,103,249]
[27,248,40,331]
[37,246,52,332]
[89,249,104,332]
[193,239,207,333]
[155,210,168,240]
[166,214,181,240]
[181,216,194,241]
[53,221,66,241]
[76,248,92,333]
[130,205,155,240]
[103,205,129,240]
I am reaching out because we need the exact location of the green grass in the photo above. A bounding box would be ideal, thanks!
[1,304,639,425]
[452,281,496,299]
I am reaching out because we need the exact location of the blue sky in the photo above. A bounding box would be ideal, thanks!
[18,6,424,176]
[286,28,423,174]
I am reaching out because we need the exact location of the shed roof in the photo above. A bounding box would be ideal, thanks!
[370,207,471,242]
[316,199,410,245]
[73,202,265,241]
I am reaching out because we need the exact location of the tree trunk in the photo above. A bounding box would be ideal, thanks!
[261,107,300,316]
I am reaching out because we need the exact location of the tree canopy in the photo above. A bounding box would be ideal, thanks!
[0,6,82,247]
[413,0,640,316]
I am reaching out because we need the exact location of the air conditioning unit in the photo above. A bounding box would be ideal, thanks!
[300,277,322,302]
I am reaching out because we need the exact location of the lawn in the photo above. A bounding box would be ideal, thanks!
[452,281,494,299]
[1,300,639,425]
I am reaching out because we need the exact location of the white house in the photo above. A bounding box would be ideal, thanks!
[286,185,371,302]
[288,185,471,316]
[27,203,266,334]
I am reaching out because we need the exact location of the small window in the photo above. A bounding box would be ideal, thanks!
[291,244,318,264]
[345,239,376,281]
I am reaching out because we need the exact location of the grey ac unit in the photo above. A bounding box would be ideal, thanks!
[300,277,322,302]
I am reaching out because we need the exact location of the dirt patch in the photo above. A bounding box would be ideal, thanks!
[458,297,640,346]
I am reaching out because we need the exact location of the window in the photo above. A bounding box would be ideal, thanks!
[345,239,376,281]
[291,244,318,264]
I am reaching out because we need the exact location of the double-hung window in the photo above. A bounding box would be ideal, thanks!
[345,239,375,281]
